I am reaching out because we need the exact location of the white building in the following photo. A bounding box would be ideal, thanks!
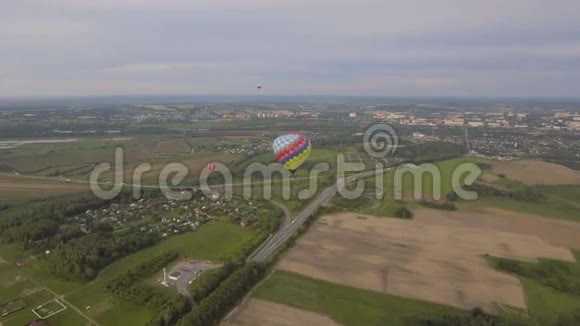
[468,121,484,127]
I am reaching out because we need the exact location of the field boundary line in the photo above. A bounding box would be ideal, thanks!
[31,299,67,320]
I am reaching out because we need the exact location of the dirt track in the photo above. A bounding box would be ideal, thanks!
[224,298,340,326]
[278,212,575,313]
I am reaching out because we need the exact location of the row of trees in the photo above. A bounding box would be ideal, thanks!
[465,183,545,202]
[399,142,466,161]
[145,202,282,325]
[419,200,457,211]
[104,252,178,307]
[190,261,240,302]
[410,308,511,326]
[171,206,329,325]
[106,252,178,292]
[177,263,267,326]
[148,295,193,326]
[413,307,580,326]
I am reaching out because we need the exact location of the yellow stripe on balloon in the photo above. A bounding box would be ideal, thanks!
[282,141,312,171]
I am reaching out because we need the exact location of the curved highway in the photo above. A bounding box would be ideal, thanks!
[250,168,385,262]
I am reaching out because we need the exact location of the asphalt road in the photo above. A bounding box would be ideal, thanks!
[250,168,385,262]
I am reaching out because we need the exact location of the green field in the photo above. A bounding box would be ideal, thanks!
[65,220,256,325]
[232,148,340,214]
[253,270,463,326]
[494,176,529,191]
[0,244,84,294]
[0,219,257,326]
[336,157,483,217]
[364,157,484,199]
[32,300,66,319]
[520,279,580,324]
[0,299,26,319]
[0,134,233,181]
[465,185,580,221]
[0,175,91,206]
[0,242,90,326]
[356,157,580,222]
[0,132,243,207]
[329,195,417,218]
[542,185,580,210]
[1,290,75,326]
[487,252,580,325]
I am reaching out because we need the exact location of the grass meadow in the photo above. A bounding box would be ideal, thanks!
[253,270,463,326]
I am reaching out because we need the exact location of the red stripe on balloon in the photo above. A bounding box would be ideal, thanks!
[276,135,304,161]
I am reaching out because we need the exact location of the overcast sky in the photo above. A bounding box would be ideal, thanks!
[1,0,580,97]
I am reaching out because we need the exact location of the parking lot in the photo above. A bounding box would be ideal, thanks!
[165,260,220,296]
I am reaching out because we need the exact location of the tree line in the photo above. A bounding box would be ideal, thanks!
[177,263,267,326]
[166,206,328,325]
[106,252,178,295]
[148,296,192,326]
[465,183,545,202]
[419,200,457,211]
[105,252,178,307]
[410,308,520,326]
[399,142,466,161]
[190,261,240,302]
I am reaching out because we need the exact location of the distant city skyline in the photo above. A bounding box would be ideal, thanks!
[2,0,580,97]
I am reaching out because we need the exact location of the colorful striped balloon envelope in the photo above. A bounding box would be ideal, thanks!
[272,134,312,173]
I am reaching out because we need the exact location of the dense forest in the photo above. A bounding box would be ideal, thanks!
[0,191,170,280]
[50,231,160,280]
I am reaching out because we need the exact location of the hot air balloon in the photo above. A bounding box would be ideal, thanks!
[272,134,312,173]
[257,84,262,90]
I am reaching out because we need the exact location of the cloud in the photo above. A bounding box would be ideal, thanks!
[103,62,217,73]
[0,20,91,40]
[1,0,580,96]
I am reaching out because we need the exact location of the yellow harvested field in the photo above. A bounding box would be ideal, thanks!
[416,206,580,250]
[224,298,340,326]
[480,173,500,183]
[278,212,576,313]
[0,175,90,202]
[0,182,88,192]
[96,153,238,182]
[490,160,580,185]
